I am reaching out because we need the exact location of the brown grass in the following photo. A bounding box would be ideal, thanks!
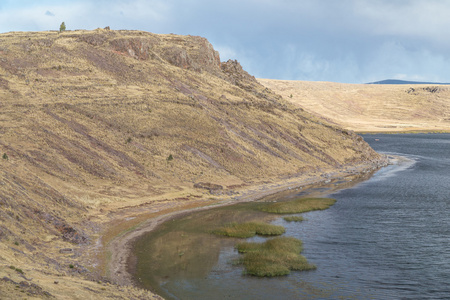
[259,79,450,133]
[0,29,381,298]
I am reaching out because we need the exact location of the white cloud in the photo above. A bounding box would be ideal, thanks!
[0,0,171,32]
[353,0,450,47]
[0,2,84,32]
[362,39,450,83]
[1,0,450,83]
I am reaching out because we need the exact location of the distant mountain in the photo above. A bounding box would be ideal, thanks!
[368,79,450,85]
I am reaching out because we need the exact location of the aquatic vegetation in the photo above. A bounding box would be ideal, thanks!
[283,216,305,222]
[260,197,336,214]
[236,237,316,276]
[213,222,285,238]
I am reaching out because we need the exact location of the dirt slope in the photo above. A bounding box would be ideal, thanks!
[259,79,450,132]
[0,29,382,299]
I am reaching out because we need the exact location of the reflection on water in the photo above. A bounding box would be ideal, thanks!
[132,205,279,295]
[133,134,450,300]
[132,174,376,299]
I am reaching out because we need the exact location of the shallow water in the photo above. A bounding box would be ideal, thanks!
[133,133,450,299]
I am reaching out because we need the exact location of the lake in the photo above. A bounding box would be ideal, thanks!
[132,133,450,299]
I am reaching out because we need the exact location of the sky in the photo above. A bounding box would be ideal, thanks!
[1,0,450,83]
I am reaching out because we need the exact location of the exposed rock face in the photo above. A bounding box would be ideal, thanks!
[406,86,446,94]
[221,59,258,86]
[175,35,221,72]
[108,34,221,73]
[193,182,223,192]
[109,36,161,60]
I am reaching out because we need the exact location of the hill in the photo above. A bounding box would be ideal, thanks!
[258,79,450,133]
[0,30,383,298]
[368,79,450,85]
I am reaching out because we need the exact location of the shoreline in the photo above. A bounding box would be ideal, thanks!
[357,130,450,134]
[104,155,390,292]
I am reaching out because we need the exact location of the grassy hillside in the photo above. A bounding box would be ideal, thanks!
[0,29,381,298]
[259,79,450,133]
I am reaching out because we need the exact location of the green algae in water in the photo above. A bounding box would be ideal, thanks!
[213,222,285,238]
[132,198,334,297]
[132,205,280,290]
[260,197,336,214]
[283,215,305,222]
[236,237,316,277]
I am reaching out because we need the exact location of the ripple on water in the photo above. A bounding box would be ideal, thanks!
[134,134,450,300]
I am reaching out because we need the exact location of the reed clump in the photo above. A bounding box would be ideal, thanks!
[213,222,285,238]
[260,198,336,214]
[283,216,304,222]
[236,237,316,276]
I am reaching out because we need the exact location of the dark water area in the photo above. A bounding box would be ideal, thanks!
[133,134,450,299]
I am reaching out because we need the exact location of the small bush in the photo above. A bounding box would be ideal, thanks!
[69,264,74,269]
[213,222,285,238]
[260,198,336,214]
[2,153,8,160]
[167,154,173,162]
[10,266,24,274]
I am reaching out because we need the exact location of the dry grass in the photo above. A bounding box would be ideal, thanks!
[259,79,450,133]
[0,29,381,298]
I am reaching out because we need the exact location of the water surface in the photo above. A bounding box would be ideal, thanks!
[133,133,450,299]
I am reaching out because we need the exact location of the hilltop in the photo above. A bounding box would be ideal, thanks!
[368,79,450,85]
[259,79,450,133]
[0,30,383,298]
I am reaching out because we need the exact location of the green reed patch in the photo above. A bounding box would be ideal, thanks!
[283,216,305,222]
[260,197,336,214]
[236,237,316,277]
[213,222,285,238]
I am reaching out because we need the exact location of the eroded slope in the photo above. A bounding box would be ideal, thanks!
[0,29,381,298]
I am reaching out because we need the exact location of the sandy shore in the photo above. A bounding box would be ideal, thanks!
[105,155,390,291]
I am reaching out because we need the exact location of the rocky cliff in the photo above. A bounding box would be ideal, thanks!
[0,29,382,298]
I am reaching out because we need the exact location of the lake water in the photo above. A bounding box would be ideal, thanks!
[133,134,450,299]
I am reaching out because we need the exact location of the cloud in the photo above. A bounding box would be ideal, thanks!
[364,40,450,83]
[354,1,450,40]
[0,0,170,33]
[1,0,450,83]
